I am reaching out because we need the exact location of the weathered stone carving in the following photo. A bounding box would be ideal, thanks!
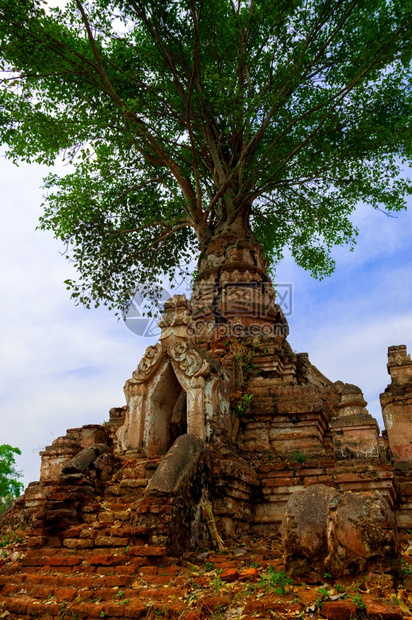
[131,343,163,384]
[282,484,400,580]
[158,294,192,339]
[330,384,380,459]
[170,342,210,377]
[114,295,232,456]
[381,345,412,461]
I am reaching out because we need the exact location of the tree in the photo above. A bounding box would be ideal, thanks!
[0,445,23,516]
[0,0,411,322]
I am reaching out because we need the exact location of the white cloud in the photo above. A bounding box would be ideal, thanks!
[0,156,149,486]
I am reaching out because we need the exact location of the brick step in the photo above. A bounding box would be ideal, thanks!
[60,524,146,538]
[23,541,150,557]
[103,490,147,503]
[18,545,166,569]
[0,563,182,590]
[0,591,405,620]
[22,534,147,552]
[0,594,188,619]
[1,574,185,600]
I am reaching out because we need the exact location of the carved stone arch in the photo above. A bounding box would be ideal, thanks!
[117,332,230,455]
[131,343,164,383]
[117,343,167,452]
[168,341,212,441]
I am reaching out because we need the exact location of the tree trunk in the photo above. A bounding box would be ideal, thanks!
[189,217,288,343]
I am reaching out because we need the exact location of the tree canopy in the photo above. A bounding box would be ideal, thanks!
[0,0,411,312]
[0,445,23,515]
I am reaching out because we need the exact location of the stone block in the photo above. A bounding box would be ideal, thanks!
[220,568,239,582]
[282,484,400,579]
[320,601,357,620]
[80,424,108,448]
[54,587,77,601]
[241,428,270,451]
[44,556,82,567]
[239,567,259,581]
[331,413,380,459]
[95,536,129,547]
[3,598,28,615]
[103,602,126,616]
[124,602,147,618]
[130,546,165,557]
[81,603,106,618]
[89,554,124,566]
[63,538,94,549]
[365,602,402,620]
[201,595,230,612]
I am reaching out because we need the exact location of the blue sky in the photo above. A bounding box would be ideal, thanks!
[1,154,412,489]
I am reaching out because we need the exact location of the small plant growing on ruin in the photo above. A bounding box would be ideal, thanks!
[352,594,366,610]
[234,394,253,418]
[315,597,324,610]
[213,577,224,592]
[244,393,254,407]
[292,451,307,465]
[235,403,245,418]
[259,567,294,595]
[0,530,22,548]
[244,360,261,375]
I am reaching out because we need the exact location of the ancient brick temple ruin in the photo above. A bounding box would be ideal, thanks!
[3,292,412,547]
[2,238,412,617]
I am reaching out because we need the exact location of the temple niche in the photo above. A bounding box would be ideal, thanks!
[116,296,231,457]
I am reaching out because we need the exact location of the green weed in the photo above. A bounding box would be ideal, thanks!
[259,566,294,595]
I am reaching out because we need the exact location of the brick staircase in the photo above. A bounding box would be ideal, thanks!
[0,454,186,619]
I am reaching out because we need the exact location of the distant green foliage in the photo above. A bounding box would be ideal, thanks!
[0,445,23,516]
[0,0,411,311]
